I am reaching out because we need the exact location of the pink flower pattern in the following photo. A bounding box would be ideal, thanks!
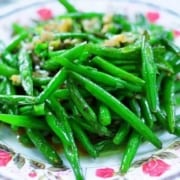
[37,8,53,20]
[28,170,37,178]
[0,149,12,167]
[173,30,180,37]
[96,168,115,178]
[142,158,170,177]
[146,11,160,23]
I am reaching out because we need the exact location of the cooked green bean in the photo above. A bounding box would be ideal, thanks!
[70,71,162,148]
[27,128,63,166]
[58,56,142,91]
[58,0,78,13]
[0,114,47,129]
[162,76,175,133]
[70,120,98,158]
[54,32,101,43]
[67,77,97,125]
[87,41,141,60]
[139,97,154,128]
[18,47,33,95]
[44,42,87,70]
[141,35,158,112]
[92,56,145,86]
[19,104,45,116]
[5,31,28,52]
[113,123,130,145]
[98,104,111,126]
[45,98,83,180]
[120,131,142,173]
[53,89,70,100]
[0,61,18,77]
[0,95,35,105]
[58,12,103,19]
[36,68,67,103]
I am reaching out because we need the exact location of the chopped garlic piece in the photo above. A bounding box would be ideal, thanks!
[104,33,136,47]
[103,14,113,24]
[10,75,21,86]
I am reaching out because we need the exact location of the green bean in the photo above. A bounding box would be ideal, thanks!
[162,38,180,56]
[36,68,66,103]
[129,99,141,118]
[175,82,180,93]
[53,89,70,100]
[154,110,167,129]
[113,123,130,145]
[162,76,175,133]
[139,98,154,128]
[49,49,66,57]
[0,95,35,105]
[0,78,15,95]
[119,65,139,72]
[58,56,142,91]
[95,139,118,152]
[2,52,18,68]
[70,120,98,158]
[120,98,143,173]
[18,47,33,95]
[0,61,18,78]
[0,78,16,114]
[120,99,143,173]
[58,12,103,19]
[5,31,28,52]
[12,23,27,34]
[174,115,180,136]
[98,104,111,126]
[70,71,162,148]
[27,128,63,166]
[176,94,180,105]
[33,76,51,86]
[156,62,174,74]
[113,14,132,31]
[67,77,97,124]
[141,35,158,112]
[77,50,90,64]
[58,0,78,13]
[45,98,83,180]
[67,79,109,136]
[71,116,110,136]
[0,114,47,130]
[87,41,141,60]
[19,104,45,116]
[18,133,34,147]
[92,56,145,86]
[54,32,101,43]
[108,59,138,66]
[44,42,87,70]
[120,131,142,173]
[0,41,17,68]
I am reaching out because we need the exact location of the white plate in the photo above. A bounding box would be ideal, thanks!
[0,0,180,179]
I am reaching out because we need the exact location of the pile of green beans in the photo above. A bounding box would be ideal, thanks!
[0,0,179,179]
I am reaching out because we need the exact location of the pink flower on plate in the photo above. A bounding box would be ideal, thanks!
[37,8,53,20]
[142,158,170,177]
[0,149,12,166]
[173,30,180,37]
[28,170,37,178]
[146,11,160,23]
[96,168,115,178]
